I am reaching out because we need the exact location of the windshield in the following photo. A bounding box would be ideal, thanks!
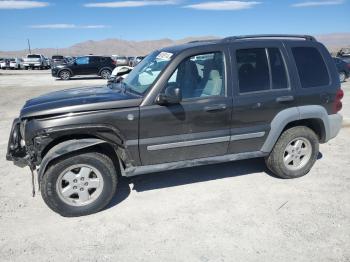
[122,51,173,95]
[27,54,41,58]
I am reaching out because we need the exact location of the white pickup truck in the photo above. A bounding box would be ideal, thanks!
[23,54,49,70]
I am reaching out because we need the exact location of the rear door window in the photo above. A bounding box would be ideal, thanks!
[236,47,289,94]
[292,47,330,88]
[236,48,270,93]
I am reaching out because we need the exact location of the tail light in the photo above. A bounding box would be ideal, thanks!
[347,63,350,69]
[112,60,117,65]
[334,89,344,113]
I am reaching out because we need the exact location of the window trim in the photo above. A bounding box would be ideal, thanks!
[236,47,291,96]
[164,51,228,102]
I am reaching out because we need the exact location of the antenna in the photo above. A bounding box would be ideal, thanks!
[27,39,31,54]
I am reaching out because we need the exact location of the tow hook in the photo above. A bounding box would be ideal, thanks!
[28,164,37,197]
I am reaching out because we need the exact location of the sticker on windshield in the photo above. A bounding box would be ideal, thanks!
[156,52,173,60]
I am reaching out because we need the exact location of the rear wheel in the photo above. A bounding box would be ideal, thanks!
[59,70,71,80]
[265,126,319,179]
[41,152,118,217]
[100,69,111,79]
[339,71,346,82]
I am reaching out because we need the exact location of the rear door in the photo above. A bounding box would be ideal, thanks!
[228,41,296,154]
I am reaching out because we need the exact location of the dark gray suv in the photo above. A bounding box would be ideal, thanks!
[7,35,343,217]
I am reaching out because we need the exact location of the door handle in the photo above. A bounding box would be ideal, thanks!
[276,96,294,103]
[204,104,227,112]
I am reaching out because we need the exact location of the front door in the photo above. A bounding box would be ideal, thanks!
[139,50,233,165]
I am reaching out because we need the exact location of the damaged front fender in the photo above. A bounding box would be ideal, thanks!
[37,138,108,183]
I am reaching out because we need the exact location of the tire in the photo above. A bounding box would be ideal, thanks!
[100,69,111,79]
[59,70,71,80]
[339,71,346,82]
[41,151,118,217]
[265,126,319,179]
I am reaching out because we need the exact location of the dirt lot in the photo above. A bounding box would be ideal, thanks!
[0,70,349,262]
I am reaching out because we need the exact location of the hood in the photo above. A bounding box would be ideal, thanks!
[21,85,142,118]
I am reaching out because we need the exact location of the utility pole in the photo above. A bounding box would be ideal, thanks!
[27,39,31,54]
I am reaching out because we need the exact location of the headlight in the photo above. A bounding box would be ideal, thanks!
[19,120,26,140]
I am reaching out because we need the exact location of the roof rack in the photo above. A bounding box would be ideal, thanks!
[222,34,316,42]
[188,39,219,44]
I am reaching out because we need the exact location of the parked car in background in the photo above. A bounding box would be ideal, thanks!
[338,56,350,64]
[51,55,116,80]
[131,56,145,67]
[112,55,129,66]
[127,56,135,66]
[334,57,350,82]
[9,58,23,69]
[51,55,65,66]
[64,56,75,64]
[23,54,49,70]
[337,48,350,57]
[0,58,10,69]
[45,58,51,69]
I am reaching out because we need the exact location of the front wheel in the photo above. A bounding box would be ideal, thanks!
[265,126,319,179]
[41,152,118,217]
[100,69,111,79]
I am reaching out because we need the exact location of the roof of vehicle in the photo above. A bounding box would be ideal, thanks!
[161,34,319,54]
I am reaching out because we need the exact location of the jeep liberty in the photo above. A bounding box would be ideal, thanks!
[7,35,343,216]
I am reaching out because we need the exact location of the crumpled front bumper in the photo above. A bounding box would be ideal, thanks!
[6,118,29,167]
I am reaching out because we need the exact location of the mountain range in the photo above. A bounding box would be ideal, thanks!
[1,33,349,58]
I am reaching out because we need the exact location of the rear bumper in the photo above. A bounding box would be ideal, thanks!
[23,63,41,67]
[327,113,343,141]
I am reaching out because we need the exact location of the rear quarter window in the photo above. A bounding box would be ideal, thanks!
[292,47,330,88]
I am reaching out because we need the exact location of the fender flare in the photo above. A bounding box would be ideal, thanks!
[261,105,329,153]
[37,138,108,183]
[57,68,74,76]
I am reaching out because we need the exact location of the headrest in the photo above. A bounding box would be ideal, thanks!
[208,70,220,80]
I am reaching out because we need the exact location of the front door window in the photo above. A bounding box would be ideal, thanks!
[167,52,225,99]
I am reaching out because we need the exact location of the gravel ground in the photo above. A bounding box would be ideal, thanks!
[0,70,349,262]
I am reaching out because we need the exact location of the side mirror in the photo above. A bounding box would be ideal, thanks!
[156,86,182,105]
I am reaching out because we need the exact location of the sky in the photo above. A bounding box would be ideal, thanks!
[0,0,349,51]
